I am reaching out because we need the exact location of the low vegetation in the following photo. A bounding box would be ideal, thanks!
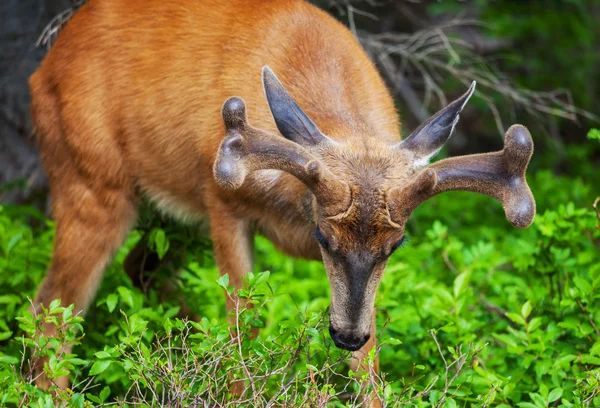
[0,132,598,407]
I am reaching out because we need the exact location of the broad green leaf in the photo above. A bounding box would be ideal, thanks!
[117,287,134,308]
[453,272,470,298]
[95,351,112,359]
[106,293,118,313]
[521,300,532,318]
[0,355,19,365]
[506,312,525,326]
[89,360,111,376]
[548,387,563,403]
[99,386,111,402]
[528,317,542,333]
[217,274,229,290]
[444,398,457,408]
[152,228,169,259]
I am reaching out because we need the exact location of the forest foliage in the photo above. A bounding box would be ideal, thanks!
[0,131,598,405]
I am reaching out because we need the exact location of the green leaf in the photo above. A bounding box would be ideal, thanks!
[587,128,600,140]
[68,358,88,366]
[548,387,563,403]
[86,394,102,404]
[444,398,457,408]
[106,293,118,313]
[506,312,526,326]
[253,270,270,285]
[95,351,112,359]
[99,386,110,402]
[521,300,532,318]
[5,232,23,256]
[573,276,592,296]
[528,317,542,332]
[153,228,169,260]
[217,274,230,290]
[69,393,85,408]
[48,299,62,312]
[117,287,133,308]
[453,272,470,298]
[62,306,73,321]
[529,392,547,408]
[89,360,111,376]
[580,355,600,365]
[0,355,20,365]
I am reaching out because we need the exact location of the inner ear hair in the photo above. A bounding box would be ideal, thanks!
[396,81,476,163]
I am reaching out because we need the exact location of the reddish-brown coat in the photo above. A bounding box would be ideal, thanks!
[29,0,534,400]
[29,0,398,394]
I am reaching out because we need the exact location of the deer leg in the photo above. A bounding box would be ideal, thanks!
[350,309,381,408]
[208,201,255,396]
[33,178,136,390]
[209,203,254,320]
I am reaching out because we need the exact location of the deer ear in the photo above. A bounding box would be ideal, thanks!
[262,66,329,146]
[397,82,476,164]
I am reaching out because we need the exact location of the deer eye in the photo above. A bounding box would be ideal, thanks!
[315,227,329,251]
[390,235,406,255]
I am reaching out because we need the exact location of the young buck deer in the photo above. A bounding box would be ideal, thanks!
[29,0,535,396]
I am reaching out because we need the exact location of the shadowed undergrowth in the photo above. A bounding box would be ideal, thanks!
[0,165,599,406]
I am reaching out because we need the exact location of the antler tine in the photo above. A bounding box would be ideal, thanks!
[214,96,351,214]
[390,125,536,228]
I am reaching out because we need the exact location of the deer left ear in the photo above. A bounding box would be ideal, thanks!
[262,66,330,146]
[397,81,476,164]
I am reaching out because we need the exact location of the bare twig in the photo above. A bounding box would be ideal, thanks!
[358,19,598,133]
[429,330,487,408]
[36,0,88,50]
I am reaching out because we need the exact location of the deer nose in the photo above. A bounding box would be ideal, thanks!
[329,325,369,351]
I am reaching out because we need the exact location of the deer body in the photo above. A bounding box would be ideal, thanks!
[29,0,535,394]
[31,0,396,226]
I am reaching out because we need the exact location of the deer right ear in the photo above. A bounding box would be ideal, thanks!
[262,66,330,146]
[396,82,476,164]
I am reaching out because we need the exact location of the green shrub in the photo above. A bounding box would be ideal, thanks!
[0,161,599,406]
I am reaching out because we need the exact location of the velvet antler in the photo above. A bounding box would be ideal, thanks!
[213,96,351,215]
[389,124,535,228]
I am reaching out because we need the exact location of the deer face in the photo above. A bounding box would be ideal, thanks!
[315,191,404,349]
[311,146,413,350]
[214,66,535,352]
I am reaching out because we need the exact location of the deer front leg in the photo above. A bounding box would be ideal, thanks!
[208,201,255,396]
[33,179,136,390]
[209,203,254,319]
[350,310,382,408]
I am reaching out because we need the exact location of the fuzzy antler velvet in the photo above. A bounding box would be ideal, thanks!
[213,96,351,215]
[390,124,535,227]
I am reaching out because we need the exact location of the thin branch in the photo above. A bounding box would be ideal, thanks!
[358,19,598,132]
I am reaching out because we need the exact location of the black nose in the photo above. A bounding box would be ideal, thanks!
[329,325,369,351]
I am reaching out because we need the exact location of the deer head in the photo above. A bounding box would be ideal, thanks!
[214,66,535,351]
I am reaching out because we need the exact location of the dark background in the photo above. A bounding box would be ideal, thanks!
[1,0,599,208]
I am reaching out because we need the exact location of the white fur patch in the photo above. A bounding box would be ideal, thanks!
[256,169,282,188]
[146,190,206,224]
[413,151,437,168]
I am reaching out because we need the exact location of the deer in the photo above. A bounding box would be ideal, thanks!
[28,0,536,401]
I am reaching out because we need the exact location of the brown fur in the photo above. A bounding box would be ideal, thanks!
[29,0,534,399]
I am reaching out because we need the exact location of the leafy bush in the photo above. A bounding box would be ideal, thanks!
[0,149,599,405]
